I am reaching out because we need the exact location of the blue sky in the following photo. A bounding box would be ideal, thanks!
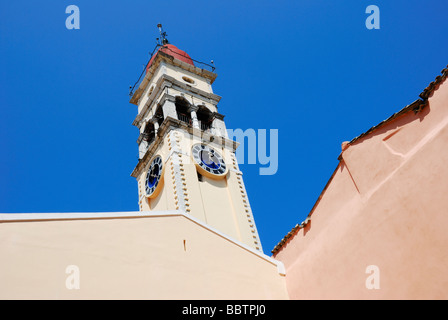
[1,0,447,254]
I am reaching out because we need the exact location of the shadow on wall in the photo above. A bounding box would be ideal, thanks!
[303,220,311,237]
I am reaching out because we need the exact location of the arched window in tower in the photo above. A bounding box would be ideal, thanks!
[154,105,164,127]
[138,121,156,159]
[175,96,192,125]
[142,121,156,146]
[196,105,213,132]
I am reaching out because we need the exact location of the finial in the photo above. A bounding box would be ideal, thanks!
[157,23,169,45]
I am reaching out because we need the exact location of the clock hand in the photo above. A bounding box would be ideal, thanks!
[208,152,218,164]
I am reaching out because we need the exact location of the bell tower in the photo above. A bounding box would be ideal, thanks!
[129,26,262,252]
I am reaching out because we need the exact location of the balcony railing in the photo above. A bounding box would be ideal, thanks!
[177,113,190,125]
[175,113,213,132]
[141,132,154,141]
[199,120,212,132]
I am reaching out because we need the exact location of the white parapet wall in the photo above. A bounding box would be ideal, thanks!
[0,210,287,300]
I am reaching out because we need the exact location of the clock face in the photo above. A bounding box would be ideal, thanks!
[192,144,227,178]
[145,155,163,198]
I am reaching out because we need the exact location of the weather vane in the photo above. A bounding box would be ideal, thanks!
[156,23,169,45]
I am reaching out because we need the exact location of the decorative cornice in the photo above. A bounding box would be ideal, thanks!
[132,74,222,129]
[188,105,199,112]
[130,51,218,106]
[212,112,225,121]
[131,117,239,178]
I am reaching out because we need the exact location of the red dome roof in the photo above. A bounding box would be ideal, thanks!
[147,44,194,72]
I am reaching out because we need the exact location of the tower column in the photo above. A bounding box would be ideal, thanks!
[153,118,160,135]
[161,97,178,120]
[189,105,200,130]
[211,112,226,137]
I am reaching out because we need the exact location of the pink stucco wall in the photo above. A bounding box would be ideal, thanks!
[273,75,448,299]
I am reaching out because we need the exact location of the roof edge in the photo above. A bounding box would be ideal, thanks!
[349,64,448,146]
[0,210,285,275]
[271,64,448,256]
